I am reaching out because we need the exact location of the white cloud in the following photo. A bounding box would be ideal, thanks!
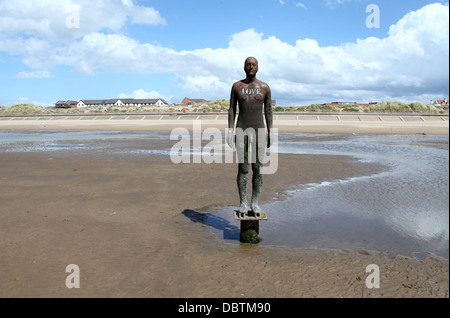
[128,6,167,25]
[0,0,166,42]
[175,75,231,101]
[49,32,193,75]
[1,1,448,105]
[118,89,166,100]
[16,70,51,78]
[275,0,306,9]
[187,3,448,104]
[324,0,360,8]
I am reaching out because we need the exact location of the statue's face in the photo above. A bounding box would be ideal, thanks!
[244,57,258,76]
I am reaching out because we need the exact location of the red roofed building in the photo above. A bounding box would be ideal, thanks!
[431,99,449,106]
[181,97,209,107]
[55,100,78,108]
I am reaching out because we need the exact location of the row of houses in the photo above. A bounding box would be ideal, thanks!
[55,98,169,108]
[55,98,448,109]
[55,97,213,109]
[324,100,450,107]
[322,101,378,107]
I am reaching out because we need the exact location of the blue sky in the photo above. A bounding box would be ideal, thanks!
[0,0,448,106]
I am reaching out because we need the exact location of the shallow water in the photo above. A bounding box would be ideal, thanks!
[1,130,448,259]
[0,130,171,155]
[209,133,449,259]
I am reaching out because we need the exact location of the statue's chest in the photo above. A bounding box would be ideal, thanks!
[238,85,263,101]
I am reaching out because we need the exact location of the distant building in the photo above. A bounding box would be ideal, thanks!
[55,100,78,108]
[430,99,449,106]
[181,98,209,107]
[321,101,378,107]
[323,101,357,106]
[77,98,168,108]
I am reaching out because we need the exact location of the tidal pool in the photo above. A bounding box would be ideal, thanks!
[206,133,449,259]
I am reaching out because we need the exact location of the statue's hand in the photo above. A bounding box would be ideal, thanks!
[226,129,234,148]
[267,131,273,148]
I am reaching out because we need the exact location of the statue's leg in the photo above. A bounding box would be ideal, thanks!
[237,163,249,213]
[250,132,265,214]
[250,162,263,213]
[237,136,249,214]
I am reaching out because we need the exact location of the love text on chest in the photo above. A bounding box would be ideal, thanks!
[242,88,261,95]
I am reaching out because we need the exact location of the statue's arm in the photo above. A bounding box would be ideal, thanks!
[227,83,238,147]
[264,85,273,131]
[264,85,273,147]
[228,83,238,129]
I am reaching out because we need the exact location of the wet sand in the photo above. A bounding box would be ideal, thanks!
[0,121,448,298]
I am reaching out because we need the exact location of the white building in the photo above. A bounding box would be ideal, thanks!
[77,98,168,108]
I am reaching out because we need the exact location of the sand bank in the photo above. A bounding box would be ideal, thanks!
[0,113,448,135]
[0,136,448,298]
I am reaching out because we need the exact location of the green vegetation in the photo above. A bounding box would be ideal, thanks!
[363,101,411,113]
[305,104,340,112]
[278,101,446,113]
[0,104,85,115]
[342,107,360,112]
[0,99,447,115]
[0,104,45,114]
[207,98,229,108]
[240,229,260,244]
[408,102,442,113]
[363,101,441,113]
[203,98,229,112]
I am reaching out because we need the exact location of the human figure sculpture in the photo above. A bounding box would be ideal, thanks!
[227,57,273,216]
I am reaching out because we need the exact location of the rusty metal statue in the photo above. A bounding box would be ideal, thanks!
[227,57,273,216]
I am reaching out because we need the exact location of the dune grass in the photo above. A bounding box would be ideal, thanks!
[0,104,46,115]
[1,100,447,115]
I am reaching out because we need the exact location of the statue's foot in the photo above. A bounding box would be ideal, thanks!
[251,203,262,216]
[238,203,249,214]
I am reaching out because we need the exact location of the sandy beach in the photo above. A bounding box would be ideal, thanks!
[0,113,448,135]
[0,116,448,298]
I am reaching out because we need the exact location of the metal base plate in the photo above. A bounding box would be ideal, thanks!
[234,210,268,221]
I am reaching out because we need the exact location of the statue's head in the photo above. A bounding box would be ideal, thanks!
[244,57,258,77]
